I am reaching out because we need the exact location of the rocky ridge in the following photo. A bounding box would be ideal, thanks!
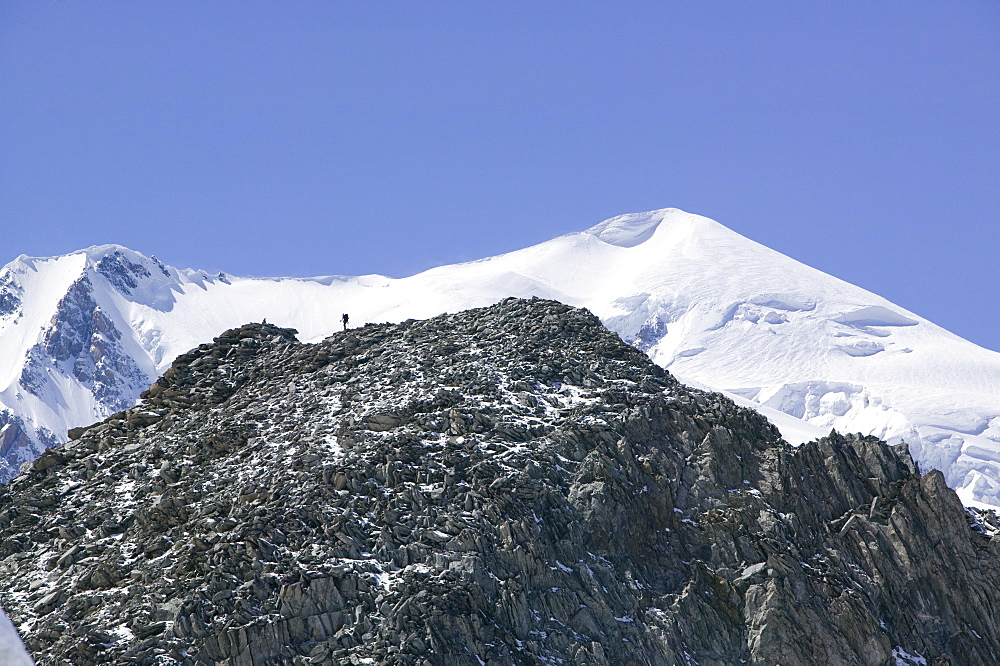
[0,298,998,665]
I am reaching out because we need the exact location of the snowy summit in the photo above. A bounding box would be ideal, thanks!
[1,208,999,507]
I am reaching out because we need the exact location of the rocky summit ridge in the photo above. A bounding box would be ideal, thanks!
[0,298,998,665]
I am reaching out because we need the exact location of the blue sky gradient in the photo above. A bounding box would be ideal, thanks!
[2,2,998,348]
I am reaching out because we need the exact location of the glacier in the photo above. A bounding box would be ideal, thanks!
[2,208,999,508]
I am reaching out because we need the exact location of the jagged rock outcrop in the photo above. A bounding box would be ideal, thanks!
[0,298,998,665]
[0,272,22,318]
[0,413,57,484]
[96,249,156,295]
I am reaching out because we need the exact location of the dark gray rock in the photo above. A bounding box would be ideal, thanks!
[96,250,152,295]
[0,272,22,318]
[0,298,997,665]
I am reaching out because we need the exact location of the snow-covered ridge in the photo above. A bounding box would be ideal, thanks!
[0,608,32,665]
[2,209,1000,508]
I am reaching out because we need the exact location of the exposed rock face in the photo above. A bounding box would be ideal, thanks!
[0,298,997,665]
[0,414,56,484]
[18,276,150,416]
[96,250,153,295]
[0,273,22,318]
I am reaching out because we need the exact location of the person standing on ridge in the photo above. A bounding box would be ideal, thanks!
[342,313,349,331]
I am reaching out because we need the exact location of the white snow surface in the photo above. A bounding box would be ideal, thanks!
[2,209,1000,507]
[0,608,33,665]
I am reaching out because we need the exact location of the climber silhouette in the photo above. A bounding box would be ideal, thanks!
[342,313,349,331]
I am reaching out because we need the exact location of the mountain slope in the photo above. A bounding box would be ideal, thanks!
[2,209,999,508]
[2,299,998,665]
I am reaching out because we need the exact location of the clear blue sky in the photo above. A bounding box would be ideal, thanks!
[2,2,998,349]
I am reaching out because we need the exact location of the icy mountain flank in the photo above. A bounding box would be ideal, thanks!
[2,209,1000,507]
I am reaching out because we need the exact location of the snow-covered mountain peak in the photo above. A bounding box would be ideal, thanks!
[3,244,144,275]
[2,208,1000,508]
[1,245,181,313]
[584,208,673,247]
[77,242,141,262]
[583,207,742,250]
